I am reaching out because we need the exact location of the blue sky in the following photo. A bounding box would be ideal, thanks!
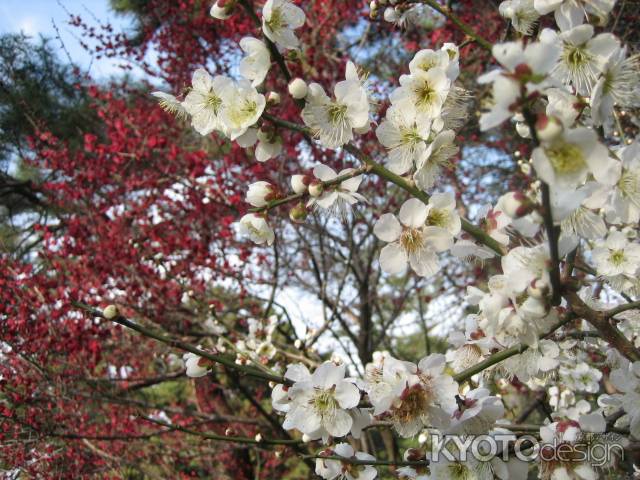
[0,0,147,78]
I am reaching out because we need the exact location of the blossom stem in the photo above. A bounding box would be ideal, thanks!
[564,291,640,362]
[604,301,640,319]
[236,0,293,83]
[72,301,287,384]
[452,313,575,383]
[249,166,369,213]
[522,109,562,305]
[303,455,429,467]
[262,114,507,256]
[141,415,302,446]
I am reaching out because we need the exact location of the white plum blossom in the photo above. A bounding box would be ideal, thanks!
[534,0,616,30]
[238,37,271,87]
[408,48,451,76]
[219,79,266,140]
[604,361,640,439]
[390,67,451,121]
[374,198,453,277]
[281,362,360,442]
[499,0,540,35]
[364,353,458,437]
[262,0,305,50]
[538,420,600,480]
[182,69,234,136]
[151,91,187,119]
[591,46,640,127]
[210,0,234,19]
[376,106,432,175]
[245,181,276,207]
[592,230,640,292]
[479,41,560,131]
[424,191,461,238]
[315,443,377,480]
[540,24,619,96]
[449,388,505,435]
[302,62,370,149]
[239,213,275,246]
[531,127,612,191]
[413,130,458,192]
[306,164,366,214]
[183,352,211,378]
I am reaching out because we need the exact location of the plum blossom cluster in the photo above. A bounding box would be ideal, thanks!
[150,0,640,477]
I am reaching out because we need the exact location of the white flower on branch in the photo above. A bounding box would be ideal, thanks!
[219,79,266,140]
[534,0,616,30]
[374,198,453,277]
[478,40,559,131]
[499,0,540,35]
[302,62,370,149]
[376,106,432,175]
[279,362,360,442]
[306,164,366,215]
[364,353,458,438]
[262,0,305,50]
[540,23,619,96]
[413,130,458,192]
[390,67,450,122]
[238,213,275,246]
[315,443,378,480]
[183,351,211,378]
[592,230,640,292]
[239,37,271,87]
[590,46,640,127]
[182,69,234,136]
[532,126,613,191]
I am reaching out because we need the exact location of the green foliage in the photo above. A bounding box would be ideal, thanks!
[0,34,96,168]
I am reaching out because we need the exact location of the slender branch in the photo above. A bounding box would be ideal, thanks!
[303,455,429,467]
[453,314,575,383]
[262,114,507,256]
[249,166,369,213]
[72,301,286,384]
[141,415,301,446]
[564,291,640,362]
[605,301,640,319]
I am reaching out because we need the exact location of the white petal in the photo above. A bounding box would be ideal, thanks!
[374,214,402,242]
[379,243,408,274]
[399,198,429,228]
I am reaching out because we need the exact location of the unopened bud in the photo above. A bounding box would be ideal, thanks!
[266,91,280,106]
[383,7,399,22]
[255,433,263,442]
[210,0,236,19]
[294,339,303,349]
[308,180,323,198]
[288,78,308,99]
[103,304,119,320]
[289,203,308,223]
[291,174,310,194]
[515,122,531,139]
[536,114,563,142]
[498,191,532,219]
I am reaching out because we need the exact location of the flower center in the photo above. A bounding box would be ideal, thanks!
[415,82,437,108]
[312,388,338,415]
[609,249,625,266]
[267,7,285,32]
[419,58,437,72]
[427,208,448,228]
[327,103,349,125]
[563,45,592,69]
[400,228,425,254]
[544,141,586,175]
[447,461,474,480]
[617,169,640,205]
[392,385,431,424]
[206,93,222,114]
[401,127,423,146]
